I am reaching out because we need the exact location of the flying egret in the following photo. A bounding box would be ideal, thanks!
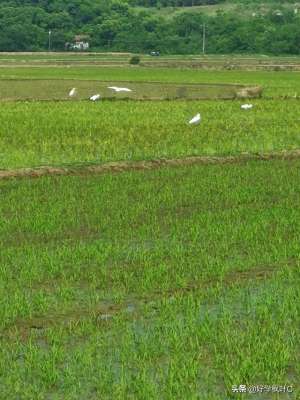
[69,88,77,97]
[189,113,201,125]
[108,86,132,92]
[90,94,101,101]
[241,104,253,110]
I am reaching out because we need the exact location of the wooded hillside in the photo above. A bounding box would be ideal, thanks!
[0,0,299,54]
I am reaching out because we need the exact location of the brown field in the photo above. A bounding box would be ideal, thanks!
[0,79,258,101]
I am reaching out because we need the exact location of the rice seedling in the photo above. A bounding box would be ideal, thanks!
[0,99,299,169]
[1,61,299,399]
[0,66,299,97]
[0,160,299,399]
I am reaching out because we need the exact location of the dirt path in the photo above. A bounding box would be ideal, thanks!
[1,149,300,181]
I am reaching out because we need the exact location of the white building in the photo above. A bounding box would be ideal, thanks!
[67,35,90,50]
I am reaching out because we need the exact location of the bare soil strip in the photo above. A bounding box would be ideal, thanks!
[1,150,300,181]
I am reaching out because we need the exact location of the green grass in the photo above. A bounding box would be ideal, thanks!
[2,53,300,61]
[0,53,131,61]
[0,67,299,97]
[0,99,299,169]
[0,160,299,399]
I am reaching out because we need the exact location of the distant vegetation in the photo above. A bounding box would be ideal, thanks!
[128,0,224,5]
[129,0,294,5]
[0,0,300,54]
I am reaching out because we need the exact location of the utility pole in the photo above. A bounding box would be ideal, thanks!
[48,30,51,51]
[202,23,206,56]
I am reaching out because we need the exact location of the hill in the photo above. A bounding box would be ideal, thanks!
[0,0,299,54]
[132,1,299,18]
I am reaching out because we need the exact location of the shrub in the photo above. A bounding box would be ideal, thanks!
[129,55,140,65]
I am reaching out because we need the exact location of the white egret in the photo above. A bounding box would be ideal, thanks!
[69,88,77,97]
[189,113,201,125]
[108,86,132,92]
[241,104,253,110]
[90,94,101,101]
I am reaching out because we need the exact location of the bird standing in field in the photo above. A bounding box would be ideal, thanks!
[189,113,201,125]
[90,94,101,101]
[69,88,77,97]
[241,104,253,110]
[108,86,132,92]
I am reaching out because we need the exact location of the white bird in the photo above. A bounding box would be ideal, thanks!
[90,94,101,101]
[108,86,132,92]
[241,104,253,110]
[69,88,77,97]
[189,113,201,125]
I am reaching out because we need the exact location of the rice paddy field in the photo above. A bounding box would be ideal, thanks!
[0,80,248,101]
[0,56,299,399]
[1,52,300,70]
